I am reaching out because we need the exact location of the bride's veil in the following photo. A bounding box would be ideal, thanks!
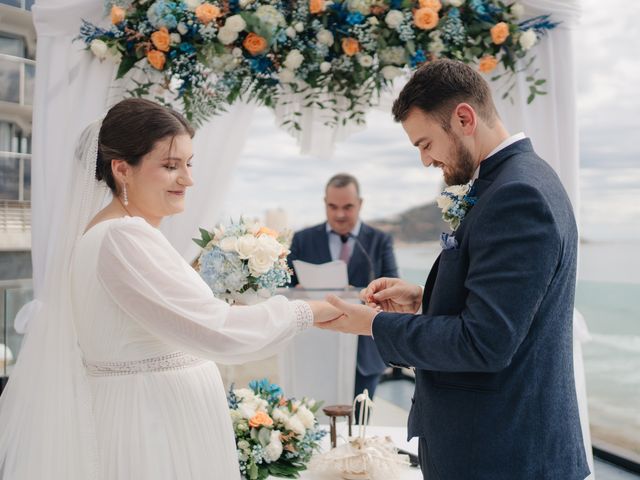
[0,120,110,478]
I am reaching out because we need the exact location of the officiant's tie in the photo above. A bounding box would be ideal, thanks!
[338,234,351,264]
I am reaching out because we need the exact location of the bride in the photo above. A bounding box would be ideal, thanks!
[0,98,342,479]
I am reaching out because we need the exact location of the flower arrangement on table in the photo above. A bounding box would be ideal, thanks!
[227,379,326,479]
[78,0,556,129]
[193,217,292,304]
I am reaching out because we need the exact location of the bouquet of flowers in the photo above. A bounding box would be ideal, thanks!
[78,0,557,128]
[227,379,326,479]
[193,218,292,304]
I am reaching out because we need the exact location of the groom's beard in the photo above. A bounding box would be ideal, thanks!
[444,133,476,186]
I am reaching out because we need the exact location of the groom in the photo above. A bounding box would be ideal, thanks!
[320,59,590,479]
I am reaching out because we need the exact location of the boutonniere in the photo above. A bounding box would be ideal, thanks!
[437,181,478,232]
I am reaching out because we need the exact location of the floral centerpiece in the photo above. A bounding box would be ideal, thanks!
[78,0,557,128]
[193,217,292,304]
[228,379,326,479]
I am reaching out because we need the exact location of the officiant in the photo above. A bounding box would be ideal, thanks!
[287,173,399,403]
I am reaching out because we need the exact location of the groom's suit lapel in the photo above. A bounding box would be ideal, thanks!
[421,138,534,311]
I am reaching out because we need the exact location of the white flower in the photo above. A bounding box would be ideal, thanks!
[385,10,404,29]
[225,14,247,33]
[347,0,371,15]
[235,234,258,259]
[368,16,379,25]
[184,0,202,10]
[169,76,184,92]
[239,0,253,7]
[272,407,291,424]
[286,26,296,38]
[294,21,304,32]
[320,61,332,73]
[446,184,470,197]
[296,405,315,429]
[358,54,373,68]
[264,430,283,463]
[219,236,238,252]
[283,49,304,70]
[284,415,306,436]
[519,29,537,51]
[232,47,243,58]
[256,5,286,30]
[177,22,188,35]
[90,39,109,60]
[249,250,275,276]
[511,2,525,19]
[278,68,296,83]
[381,65,402,80]
[444,0,464,6]
[258,235,284,260]
[428,38,445,55]
[379,46,406,65]
[317,29,334,46]
[234,388,256,401]
[436,195,454,211]
[169,33,181,45]
[217,26,239,45]
[238,403,257,419]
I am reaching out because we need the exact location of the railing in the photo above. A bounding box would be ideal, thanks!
[0,151,31,202]
[0,0,34,12]
[0,278,31,393]
[0,53,35,106]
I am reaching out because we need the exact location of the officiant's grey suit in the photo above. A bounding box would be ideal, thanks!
[373,139,590,479]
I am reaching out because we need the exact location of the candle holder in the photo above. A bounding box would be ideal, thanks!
[322,404,353,449]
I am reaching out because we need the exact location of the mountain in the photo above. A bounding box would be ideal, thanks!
[369,201,448,243]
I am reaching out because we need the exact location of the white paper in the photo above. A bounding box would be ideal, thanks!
[292,260,349,289]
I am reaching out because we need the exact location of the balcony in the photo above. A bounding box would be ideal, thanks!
[0,54,35,111]
[0,152,31,251]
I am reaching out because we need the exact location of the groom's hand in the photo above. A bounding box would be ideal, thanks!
[360,278,422,314]
[315,295,378,336]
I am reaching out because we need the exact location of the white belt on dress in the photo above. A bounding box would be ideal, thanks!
[83,352,206,377]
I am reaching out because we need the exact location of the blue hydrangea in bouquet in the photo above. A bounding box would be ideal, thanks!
[193,217,293,304]
[227,379,326,479]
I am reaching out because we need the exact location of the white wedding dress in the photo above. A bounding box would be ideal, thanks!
[70,216,312,480]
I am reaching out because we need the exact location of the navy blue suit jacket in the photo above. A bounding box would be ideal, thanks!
[373,139,589,479]
[287,222,398,376]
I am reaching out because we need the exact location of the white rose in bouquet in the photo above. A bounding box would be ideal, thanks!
[249,250,276,276]
[519,30,537,51]
[90,39,109,60]
[219,236,238,252]
[381,65,402,80]
[256,234,284,260]
[217,27,239,45]
[284,49,304,70]
[320,61,332,73]
[272,407,291,424]
[296,405,316,429]
[385,10,404,29]
[317,29,334,46]
[285,415,306,436]
[511,2,525,18]
[264,430,284,462]
[225,14,247,33]
[235,234,258,259]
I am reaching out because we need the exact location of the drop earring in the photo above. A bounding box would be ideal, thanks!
[122,183,129,206]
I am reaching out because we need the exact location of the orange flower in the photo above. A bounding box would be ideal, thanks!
[249,412,274,428]
[418,0,441,11]
[341,37,360,57]
[110,5,125,24]
[147,50,166,70]
[151,28,171,52]
[478,55,498,73]
[195,3,222,24]
[490,22,510,45]
[243,32,268,56]
[309,0,325,14]
[413,7,439,30]
[257,226,278,238]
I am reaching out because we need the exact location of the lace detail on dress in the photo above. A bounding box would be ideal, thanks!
[83,352,205,377]
[292,300,314,333]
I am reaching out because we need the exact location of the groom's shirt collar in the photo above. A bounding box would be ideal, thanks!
[472,132,526,181]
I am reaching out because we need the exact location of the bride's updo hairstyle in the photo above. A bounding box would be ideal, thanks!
[96,98,195,194]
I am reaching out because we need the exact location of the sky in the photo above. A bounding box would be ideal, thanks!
[218,0,640,241]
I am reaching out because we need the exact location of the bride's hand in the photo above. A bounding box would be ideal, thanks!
[306,300,344,325]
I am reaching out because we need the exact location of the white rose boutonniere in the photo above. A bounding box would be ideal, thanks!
[437,181,477,231]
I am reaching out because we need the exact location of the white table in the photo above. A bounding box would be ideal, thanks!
[277,425,422,480]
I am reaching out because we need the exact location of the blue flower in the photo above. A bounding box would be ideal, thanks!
[147,0,178,29]
[346,12,365,25]
[410,49,426,68]
[179,42,196,54]
[390,0,402,8]
[250,57,273,73]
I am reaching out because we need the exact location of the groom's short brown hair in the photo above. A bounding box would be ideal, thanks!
[392,59,498,131]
